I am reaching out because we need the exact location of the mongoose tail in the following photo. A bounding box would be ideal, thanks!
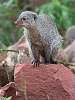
[15,11,62,66]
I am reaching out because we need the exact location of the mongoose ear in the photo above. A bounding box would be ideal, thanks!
[32,13,37,20]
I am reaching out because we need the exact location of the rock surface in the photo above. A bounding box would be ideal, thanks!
[65,25,75,47]
[14,64,75,100]
[0,82,16,100]
[0,35,31,86]
[3,35,31,66]
[64,40,75,63]
[1,64,75,100]
[0,55,6,63]
[55,48,68,62]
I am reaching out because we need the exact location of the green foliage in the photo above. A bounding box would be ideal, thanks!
[35,0,75,30]
[5,96,12,100]
[1,0,75,48]
[0,96,12,100]
[0,0,28,48]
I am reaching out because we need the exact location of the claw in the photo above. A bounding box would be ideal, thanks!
[32,60,40,66]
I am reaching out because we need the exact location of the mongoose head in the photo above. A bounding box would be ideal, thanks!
[14,11,37,29]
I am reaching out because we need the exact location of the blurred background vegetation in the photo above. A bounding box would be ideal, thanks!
[0,0,75,48]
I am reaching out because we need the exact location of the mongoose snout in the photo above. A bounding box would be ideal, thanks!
[14,20,24,27]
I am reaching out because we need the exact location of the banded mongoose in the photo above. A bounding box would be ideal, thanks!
[14,11,62,66]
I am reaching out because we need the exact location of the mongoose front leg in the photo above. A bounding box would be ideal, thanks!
[31,46,40,66]
[44,46,51,64]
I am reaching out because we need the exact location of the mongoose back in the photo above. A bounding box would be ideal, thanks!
[14,11,62,66]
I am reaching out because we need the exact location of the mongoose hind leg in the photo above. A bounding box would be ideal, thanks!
[44,46,58,64]
[50,47,58,64]
[44,46,51,64]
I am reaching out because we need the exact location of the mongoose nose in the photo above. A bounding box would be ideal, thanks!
[14,22,18,26]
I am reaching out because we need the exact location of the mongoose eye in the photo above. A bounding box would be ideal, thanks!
[22,18,26,21]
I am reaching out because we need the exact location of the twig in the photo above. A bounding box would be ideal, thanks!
[0,49,29,56]
[0,49,75,67]
[54,59,75,68]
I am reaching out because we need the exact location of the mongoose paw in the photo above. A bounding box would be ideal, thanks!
[44,60,50,65]
[32,60,40,66]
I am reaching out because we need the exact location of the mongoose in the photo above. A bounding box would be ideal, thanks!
[14,11,62,66]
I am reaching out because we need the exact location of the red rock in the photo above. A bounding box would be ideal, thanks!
[0,82,16,100]
[64,40,75,63]
[8,35,28,51]
[65,25,75,47]
[3,35,31,66]
[0,55,6,63]
[0,35,31,86]
[14,64,75,100]
[55,48,68,62]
